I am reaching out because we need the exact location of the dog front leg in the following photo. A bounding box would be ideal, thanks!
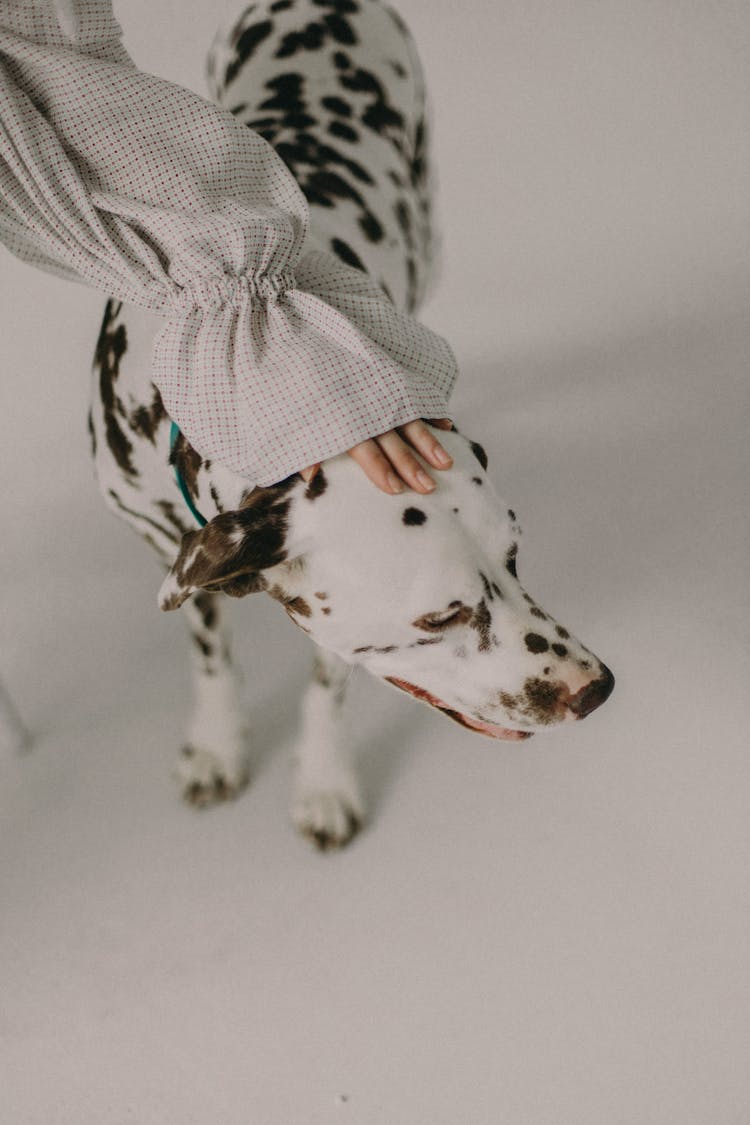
[178,592,248,807]
[291,647,364,850]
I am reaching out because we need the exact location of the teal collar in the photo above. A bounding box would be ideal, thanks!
[170,421,208,528]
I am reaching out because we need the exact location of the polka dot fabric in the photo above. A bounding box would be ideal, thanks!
[0,0,457,486]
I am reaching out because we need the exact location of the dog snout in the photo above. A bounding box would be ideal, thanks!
[567,665,615,719]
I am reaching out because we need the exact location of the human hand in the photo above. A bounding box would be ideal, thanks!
[300,418,454,494]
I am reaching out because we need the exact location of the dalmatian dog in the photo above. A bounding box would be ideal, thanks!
[86,0,614,849]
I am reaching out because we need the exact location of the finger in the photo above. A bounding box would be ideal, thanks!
[347,439,404,494]
[398,418,454,470]
[376,429,437,493]
[299,463,320,483]
[425,417,454,431]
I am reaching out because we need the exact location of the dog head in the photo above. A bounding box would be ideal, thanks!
[159,427,614,739]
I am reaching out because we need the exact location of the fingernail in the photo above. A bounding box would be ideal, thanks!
[416,470,435,491]
[434,446,452,466]
[387,472,404,493]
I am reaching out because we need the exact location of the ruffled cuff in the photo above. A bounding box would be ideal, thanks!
[153,250,457,486]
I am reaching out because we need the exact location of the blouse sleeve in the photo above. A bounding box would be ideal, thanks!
[0,0,457,487]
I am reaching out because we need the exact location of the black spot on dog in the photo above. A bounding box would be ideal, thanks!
[374,645,398,654]
[312,0,358,10]
[333,50,352,69]
[403,507,427,526]
[530,607,548,620]
[390,59,407,78]
[472,477,483,486]
[322,94,352,116]
[505,544,518,578]
[469,441,488,471]
[226,20,274,85]
[328,120,359,142]
[508,509,516,521]
[192,633,214,660]
[322,11,357,45]
[353,645,373,654]
[556,625,570,640]
[330,237,365,272]
[304,468,328,500]
[491,582,503,599]
[275,21,325,57]
[87,410,96,458]
[552,643,568,658]
[525,633,549,654]
[479,572,494,601]
[359,209,384,242]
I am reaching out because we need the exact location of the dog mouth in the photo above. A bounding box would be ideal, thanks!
[385,677,534,742]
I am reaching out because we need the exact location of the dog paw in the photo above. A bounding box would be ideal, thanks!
[177,744,249,808]
[291,787,365,851]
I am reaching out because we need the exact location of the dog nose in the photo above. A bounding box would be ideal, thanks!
[568,665,615,719]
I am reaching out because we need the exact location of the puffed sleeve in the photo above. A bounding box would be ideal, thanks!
[0,0,457,486]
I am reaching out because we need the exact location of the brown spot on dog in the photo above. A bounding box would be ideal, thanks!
[471,598,493,652]
[107,489,179,545]
[193,592,217,631]
[412,604,473,632]
[129,386,166,445]
[156,498,192,537]
[322,607,331,615]
[162,479,297,606]
[314,591,329,600]
[523,677,563,724]
[93,299,137,477]
[170,429,204,505]
[268,584,312,618]
[304,469,328,500]
[479,572,494,601]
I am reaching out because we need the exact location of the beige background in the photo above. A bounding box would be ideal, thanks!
[1,2,748,1122]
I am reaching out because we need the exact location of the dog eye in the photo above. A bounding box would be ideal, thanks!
[412,602,470,632]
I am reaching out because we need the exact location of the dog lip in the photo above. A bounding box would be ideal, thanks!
[384,677,533,742]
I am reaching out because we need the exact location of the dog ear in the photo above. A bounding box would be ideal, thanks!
[158,481,299,611]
